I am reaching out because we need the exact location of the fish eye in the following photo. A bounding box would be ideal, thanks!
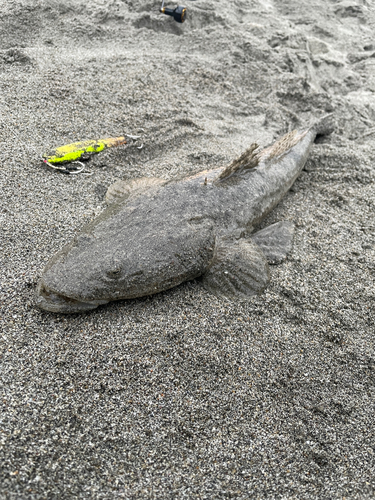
[106,267,122,278]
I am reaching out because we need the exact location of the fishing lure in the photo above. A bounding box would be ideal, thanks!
[41,136,140,174]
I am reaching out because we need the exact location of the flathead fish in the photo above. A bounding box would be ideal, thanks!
[36,116,333,313]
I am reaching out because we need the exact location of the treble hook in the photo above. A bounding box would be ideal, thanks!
[42,158,88,175]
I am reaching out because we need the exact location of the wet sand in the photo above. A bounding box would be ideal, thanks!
[1,0,375,497]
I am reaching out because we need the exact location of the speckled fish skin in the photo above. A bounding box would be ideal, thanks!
[35,117,333,313]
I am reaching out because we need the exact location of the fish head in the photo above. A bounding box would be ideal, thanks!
[35,208,216,313]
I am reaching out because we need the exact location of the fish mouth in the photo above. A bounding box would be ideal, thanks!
[35,280,109,313]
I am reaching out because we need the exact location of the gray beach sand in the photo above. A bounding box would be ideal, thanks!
[1,0,375,497]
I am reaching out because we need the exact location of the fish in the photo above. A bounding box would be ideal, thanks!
[35,115,334,313]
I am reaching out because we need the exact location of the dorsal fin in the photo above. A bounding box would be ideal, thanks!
[257,129,307,162]
[215,129,309,184]
[215,143,260,183]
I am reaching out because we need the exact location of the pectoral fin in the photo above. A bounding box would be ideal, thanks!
[251,221,294,264]
[105,177,166,204]
[202,239,269,300]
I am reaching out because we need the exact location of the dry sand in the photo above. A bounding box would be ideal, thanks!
[1,0,375,498]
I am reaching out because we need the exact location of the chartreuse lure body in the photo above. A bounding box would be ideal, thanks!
[42,137,127,164]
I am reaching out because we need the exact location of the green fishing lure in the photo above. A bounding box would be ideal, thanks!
[42,136,127,165]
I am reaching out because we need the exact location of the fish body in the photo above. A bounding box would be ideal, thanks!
[36,116,333,313]
[42,136,127,164]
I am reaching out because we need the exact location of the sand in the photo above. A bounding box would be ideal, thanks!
[1,0,375,497]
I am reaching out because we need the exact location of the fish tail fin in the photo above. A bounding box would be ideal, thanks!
[310,113,335,136]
